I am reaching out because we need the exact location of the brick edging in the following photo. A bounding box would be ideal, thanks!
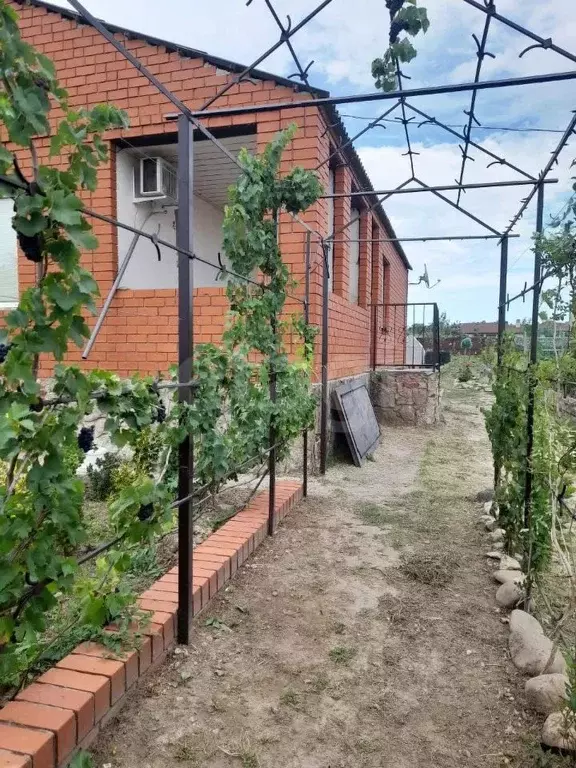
[0,481,303,768]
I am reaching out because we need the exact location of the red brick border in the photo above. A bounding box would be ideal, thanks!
[0,481,303,768]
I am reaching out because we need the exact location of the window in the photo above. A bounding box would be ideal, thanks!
[382,258,390,305]
[349,207,361,304]
[0,199,17,308]
[327,167,335,292]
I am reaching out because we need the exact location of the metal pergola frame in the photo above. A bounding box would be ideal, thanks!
[27,0,576,642]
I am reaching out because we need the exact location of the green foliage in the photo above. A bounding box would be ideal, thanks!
[457,363,472,383]
[0,3,320,696]
[69,751,95,768]
[85,453,121,502]
[372,0,430,92]
[328,646,357,664]
[182,123,320,493]
[485,342,576,582]
[0,3,320,695]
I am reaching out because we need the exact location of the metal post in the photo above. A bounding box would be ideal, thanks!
[177,115,194,645]
[268,311,277,535]
[497,236,509,366]
[302,231,311,497]
[320,241,330,475]
[268,213,280,535]
[433,303,440,370]
[524,184,545,600]
[371,303,377,371]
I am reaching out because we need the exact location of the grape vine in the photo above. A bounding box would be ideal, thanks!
[0,1,320,696]
[372,0,430,92]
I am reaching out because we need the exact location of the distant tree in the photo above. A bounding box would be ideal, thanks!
[439,312,460,339]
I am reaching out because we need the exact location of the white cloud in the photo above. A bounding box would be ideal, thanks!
[358,130,574,321]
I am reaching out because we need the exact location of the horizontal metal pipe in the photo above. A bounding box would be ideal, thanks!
[320,178,559,198]
[327,234,519,243]
[192,70,576,118]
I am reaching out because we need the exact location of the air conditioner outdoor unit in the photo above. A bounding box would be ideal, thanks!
[133,157,177,203]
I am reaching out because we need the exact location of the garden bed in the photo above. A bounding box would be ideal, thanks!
[0,481,302,768]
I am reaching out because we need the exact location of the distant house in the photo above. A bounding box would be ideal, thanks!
[459,321,499,339]
[442,320,573,356]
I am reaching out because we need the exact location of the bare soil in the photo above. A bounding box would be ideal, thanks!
[92,378,550,768]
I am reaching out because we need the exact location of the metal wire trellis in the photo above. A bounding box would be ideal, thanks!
[11,0,576,640]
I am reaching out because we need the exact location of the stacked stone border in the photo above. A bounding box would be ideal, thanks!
[0,480,303,768]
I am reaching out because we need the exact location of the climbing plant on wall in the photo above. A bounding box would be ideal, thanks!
[0,0,320,696]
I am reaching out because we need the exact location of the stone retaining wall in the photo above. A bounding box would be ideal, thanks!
[370,368,441,426]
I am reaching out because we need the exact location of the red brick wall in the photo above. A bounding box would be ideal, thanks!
[4,1,408,380]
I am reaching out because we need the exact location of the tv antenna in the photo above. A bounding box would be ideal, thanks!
[409,264,440,289]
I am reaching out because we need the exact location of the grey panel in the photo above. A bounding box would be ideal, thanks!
[332,380,380,467]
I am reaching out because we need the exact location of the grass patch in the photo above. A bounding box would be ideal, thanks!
[240,752,259,768]
[279,688,300,708]
[356,503,389,526]
[309,671,329,693]
[329,646,357,664]
[172,733,215,764]
[400,550,458,588]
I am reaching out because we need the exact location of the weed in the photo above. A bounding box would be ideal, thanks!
[354,738,380,754]
[172,733,215,764]
[457,363,473,383]
[329,646,357,664]
[69,752,94,768]
[172,736,198,762]
[279,688,300,708]
[309,671,329,693]
[205,617,229,631]
[240,751,259,768]
[519,739,574,767]
[400,550,458,588]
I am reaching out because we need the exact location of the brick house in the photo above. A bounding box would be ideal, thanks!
[1,0,410,383]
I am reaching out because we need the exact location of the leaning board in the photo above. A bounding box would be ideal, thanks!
[332,380,381,467]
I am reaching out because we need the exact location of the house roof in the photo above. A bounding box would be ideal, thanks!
[459,322,499,335]
[12,0,410,270]
[460,320,571,335]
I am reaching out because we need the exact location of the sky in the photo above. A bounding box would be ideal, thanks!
[44,0,576,322]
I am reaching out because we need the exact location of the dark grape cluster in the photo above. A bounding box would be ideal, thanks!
[0,343,12,364]
[386,0,405,14]
[137,503,154,522]
[389,18,410,42]
[77,426,95,453]
[18,232,44,263]
[155,402,166,424]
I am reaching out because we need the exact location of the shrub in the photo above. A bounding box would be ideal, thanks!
[457,363,473,383]
[85,453,121,501]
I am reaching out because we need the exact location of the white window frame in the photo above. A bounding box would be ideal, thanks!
[327,167,335,293]
[349,208,361,304]
[0,199,18,309]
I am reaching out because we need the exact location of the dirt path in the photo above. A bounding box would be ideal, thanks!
[93,382,544,768]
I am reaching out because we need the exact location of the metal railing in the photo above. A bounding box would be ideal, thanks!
[370,302,440,370]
